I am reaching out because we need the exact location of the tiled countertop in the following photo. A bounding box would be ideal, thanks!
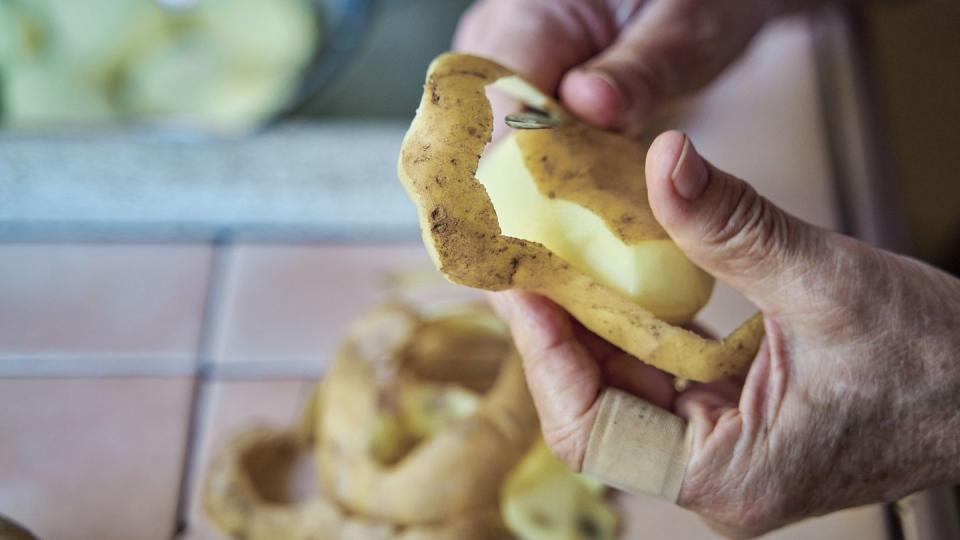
[0,13,907,540]
[0,122,417,242]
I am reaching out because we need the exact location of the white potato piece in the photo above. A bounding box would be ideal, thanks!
[120,33,224,118]
[34,0,165,69]
[197,0,318,71]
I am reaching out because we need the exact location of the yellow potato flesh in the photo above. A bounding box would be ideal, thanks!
[477,133,714,324]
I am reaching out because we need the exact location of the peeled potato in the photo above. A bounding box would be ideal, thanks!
[502,441,617,540]
[397,53,764,382]
[3,64,114,126]
[196,0,317,71]
[477,131,714,324]
[0,1,49,65]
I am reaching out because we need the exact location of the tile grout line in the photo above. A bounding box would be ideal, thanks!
[203,360,328,381]
[0,356,326,379]
[0,356,198,378]
[171,236,234,537]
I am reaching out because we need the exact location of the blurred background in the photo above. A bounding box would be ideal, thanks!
[0,0,469,129]
[0,0,957,538]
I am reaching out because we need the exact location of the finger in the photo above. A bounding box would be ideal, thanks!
[681,376,743,406]
[598,351,676,409]
[559,0,769,133]
[489,290,603,468]
[645,131,828,311]
[454,0,614,94]
[675,388,738,431]
[455,0,616,140]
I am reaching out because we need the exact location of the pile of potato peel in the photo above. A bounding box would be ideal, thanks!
[204,303,618,539]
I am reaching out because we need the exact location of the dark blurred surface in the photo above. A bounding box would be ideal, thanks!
[303,0,473,118]
[865,0,960,269]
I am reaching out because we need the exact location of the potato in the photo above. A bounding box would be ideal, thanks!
[3,64,115,126]
[502,441,617,540]
[397,53,764,382]
[0,1,49,66]
[477,130,714,324]
[196,0,317,72]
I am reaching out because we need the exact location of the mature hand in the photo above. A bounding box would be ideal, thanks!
[491,131,960,538]
[455,0,817,135]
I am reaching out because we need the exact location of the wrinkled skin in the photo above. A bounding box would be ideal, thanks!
[489,132,960,538]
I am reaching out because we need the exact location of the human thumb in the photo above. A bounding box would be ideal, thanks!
[645,131,827,310]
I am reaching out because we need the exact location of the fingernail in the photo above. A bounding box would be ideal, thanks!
[563,69,630,129]
[670,135,709,200]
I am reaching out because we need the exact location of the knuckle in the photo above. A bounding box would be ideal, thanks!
[607,54,673,105]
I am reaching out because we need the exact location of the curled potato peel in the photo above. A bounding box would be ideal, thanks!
[204,302,617,540]
[397,53,764,382]
[316,304,539,525]
[204,426,508,540]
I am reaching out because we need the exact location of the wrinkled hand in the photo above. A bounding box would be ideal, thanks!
[491,131,960,538]
[455,0,814,134]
